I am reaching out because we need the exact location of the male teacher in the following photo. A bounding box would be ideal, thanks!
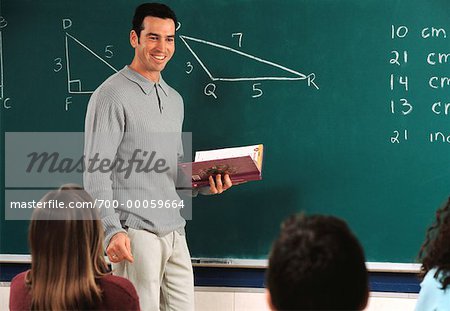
[84,3,232,310]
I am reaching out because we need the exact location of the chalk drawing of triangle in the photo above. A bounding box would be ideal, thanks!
[179,35,310,82]
[65,33,118,94]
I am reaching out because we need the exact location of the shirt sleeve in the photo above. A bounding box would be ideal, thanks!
[84,89,126,248]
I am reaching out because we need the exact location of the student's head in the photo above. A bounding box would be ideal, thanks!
[418,197,450,288]
[27,184,108,310]
[266,214,369,311]
[130,3,177,81]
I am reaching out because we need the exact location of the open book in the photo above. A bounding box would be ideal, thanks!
[178,144,264,188]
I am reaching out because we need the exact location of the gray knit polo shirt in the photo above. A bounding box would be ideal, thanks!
[84,66,186,247]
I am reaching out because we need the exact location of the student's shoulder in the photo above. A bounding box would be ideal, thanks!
[416,268,450,311]
[9,271,32,310]
[100,274,138,297]
[10,270,28,287]
[419,268,450,298]
[422,268,440,285]
[99,275,140,310]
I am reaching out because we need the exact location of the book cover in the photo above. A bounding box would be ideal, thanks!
[178,144,264,188]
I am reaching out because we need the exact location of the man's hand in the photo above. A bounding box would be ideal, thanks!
[106,232,134,263]
[208,174,232,194]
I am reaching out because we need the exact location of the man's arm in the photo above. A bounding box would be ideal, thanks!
[83,90,129,255]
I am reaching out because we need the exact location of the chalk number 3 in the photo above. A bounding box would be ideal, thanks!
[186,62,193,74]
[54,58,63,72]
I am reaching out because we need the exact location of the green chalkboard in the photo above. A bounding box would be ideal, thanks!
[2,0,450,263]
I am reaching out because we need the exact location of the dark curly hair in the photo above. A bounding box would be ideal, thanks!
[418,197,450,289]
[266,214,369,310]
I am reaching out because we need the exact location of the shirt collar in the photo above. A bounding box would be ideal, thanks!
[120,66,169,97]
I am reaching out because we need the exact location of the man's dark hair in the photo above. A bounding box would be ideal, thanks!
[266,214,369,310]
[132,3,178,40]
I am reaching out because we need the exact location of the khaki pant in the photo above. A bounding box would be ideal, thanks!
[113,228,194,311]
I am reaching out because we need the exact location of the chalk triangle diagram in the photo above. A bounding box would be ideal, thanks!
[0,31,4,99]
[65,33,118,94]
[179,35,309,82]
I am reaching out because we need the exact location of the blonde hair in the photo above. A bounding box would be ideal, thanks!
[25,184,108,310]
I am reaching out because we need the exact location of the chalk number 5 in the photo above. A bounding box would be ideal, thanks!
[252,83,263,98]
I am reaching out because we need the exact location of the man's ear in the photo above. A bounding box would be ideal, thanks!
[266,289,276,311]
[130,30,138,48]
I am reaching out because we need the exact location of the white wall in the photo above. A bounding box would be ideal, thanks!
[194,288,418,311]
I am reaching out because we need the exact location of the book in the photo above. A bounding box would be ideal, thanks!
[178,144,264,188]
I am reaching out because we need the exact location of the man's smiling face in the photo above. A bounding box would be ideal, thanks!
[130,16,175,82]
